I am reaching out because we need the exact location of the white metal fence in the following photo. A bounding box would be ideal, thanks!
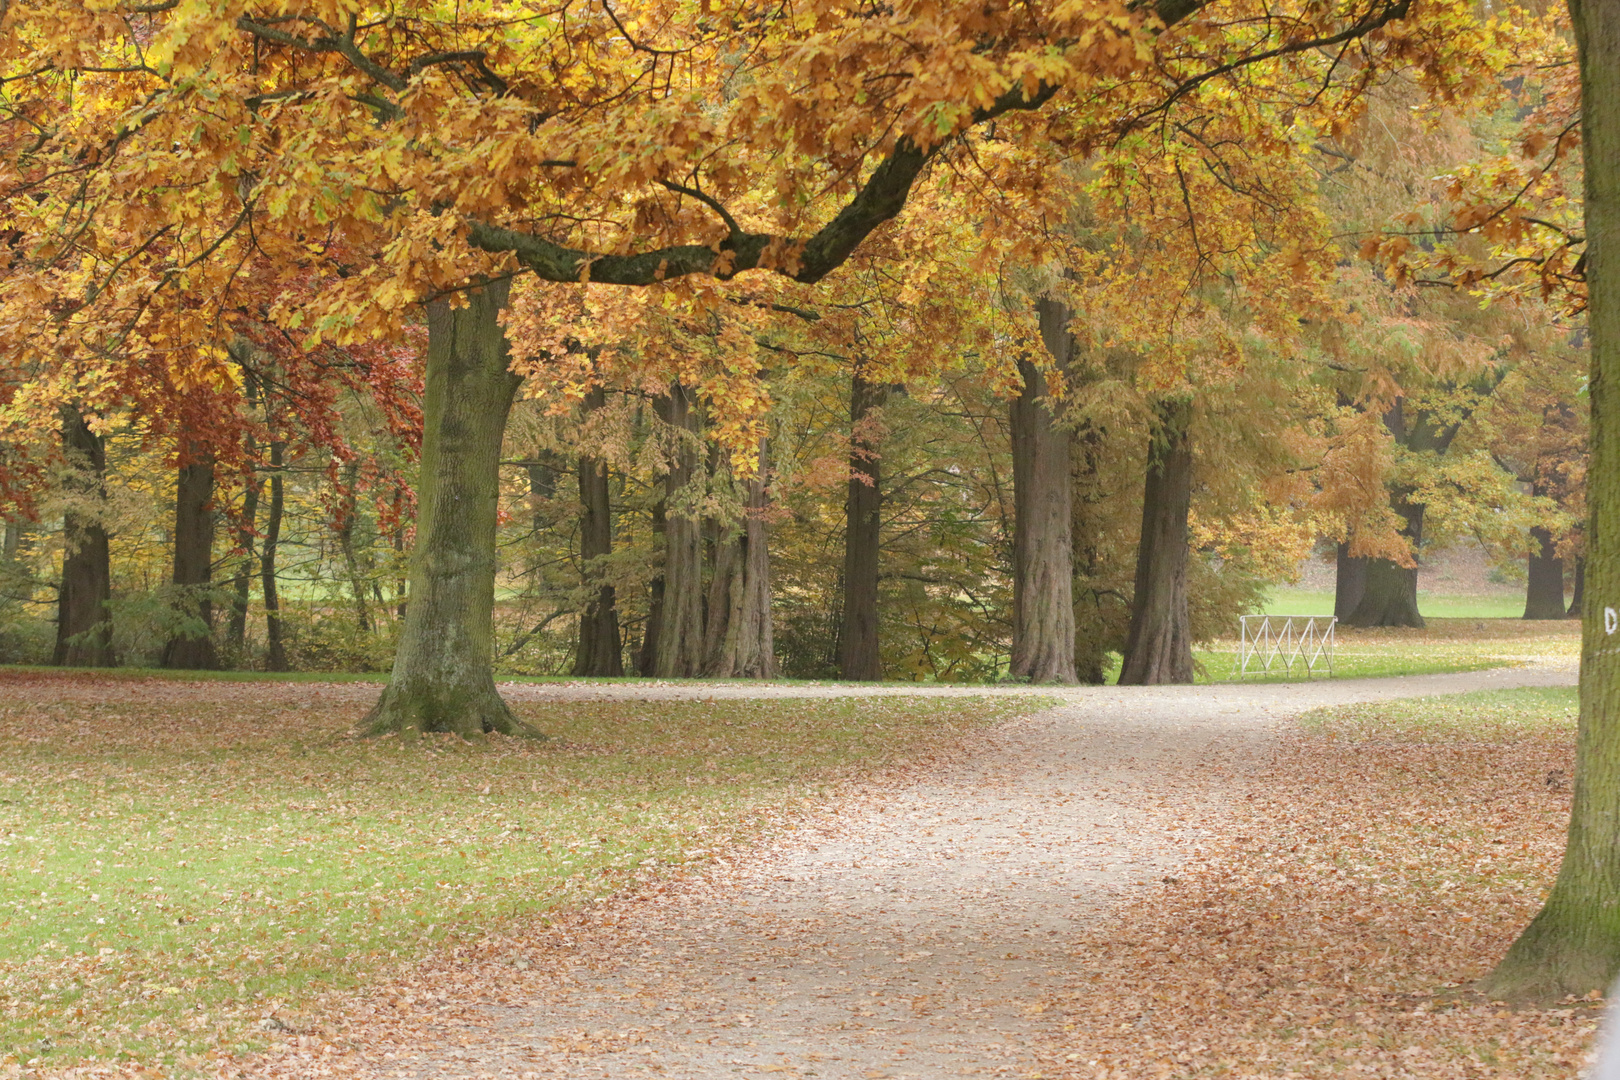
[1235,615,1336,679]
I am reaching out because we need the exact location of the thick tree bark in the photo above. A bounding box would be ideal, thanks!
[1484,0,1620,1000]
[1342,501,1425,628]
[702,508,740,670]
[161,450,218,670]
[1334,541,1368,621]
[638,498,666,676]
[262,437,288,671]
[53,407,115,667]
[1569,557,1586,618]
[363,280,538,738]
[573,388,623,676]
[708,441,777,678]
[1525,524,1568,619]
[1071,417,1111,685]
[654,384,706,678]
[1118,396,1195,686]
[1010,297,1078,684]
[839,375,886,681]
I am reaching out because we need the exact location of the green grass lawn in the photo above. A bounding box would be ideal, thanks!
[0,682,1030,1072]
[1299,684,1579,740]
[1196,616,1580,683]
[1261,587,1540,620]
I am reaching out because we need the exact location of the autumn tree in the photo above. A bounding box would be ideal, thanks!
[1,0,1522,729]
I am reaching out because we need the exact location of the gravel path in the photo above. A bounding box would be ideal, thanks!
[308,665,1578,1080]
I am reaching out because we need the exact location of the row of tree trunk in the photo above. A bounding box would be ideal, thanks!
[51,396,290,672]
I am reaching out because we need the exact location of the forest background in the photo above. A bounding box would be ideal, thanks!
[0,5,1593,688]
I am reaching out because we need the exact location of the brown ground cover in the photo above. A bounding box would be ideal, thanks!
[1038,689,1600,1079]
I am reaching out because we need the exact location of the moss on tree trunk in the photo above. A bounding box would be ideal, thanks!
[363,281,538,739]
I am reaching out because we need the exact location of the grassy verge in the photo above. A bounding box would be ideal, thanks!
[1041,685,1596,1078]
[0,679,1029,1073]
[1195,616,1579,683]
[1262,587,1539,619]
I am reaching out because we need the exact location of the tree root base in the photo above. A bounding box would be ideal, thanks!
[360,679,545,741]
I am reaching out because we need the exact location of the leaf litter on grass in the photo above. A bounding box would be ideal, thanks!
[1037,686,1598,1079]
[0,673,1029,1077]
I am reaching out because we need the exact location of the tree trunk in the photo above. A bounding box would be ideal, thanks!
[1524,524,1568,619]
[839,374,886,681]
[1334,541,1368,620]
[1010,297,1078,684]
[1071,418,1111,685]
[1118,396,1195,686]
[702,508,740,671]
[161,450,218,670]
[709,441,777,678]
[1344,400,1442,629]
[638,497,666,676]
[262,437,288,672]
[1341,500,1425,628]
[363,280,537,738]
[227,366,261,656]
[1569,557,1586,618]
[337,460,373,634]
[654,384,706,678]
[1483,0,1620,1000]
[226,470,259,655]
[573,388,623,676]
[53,407,115,667]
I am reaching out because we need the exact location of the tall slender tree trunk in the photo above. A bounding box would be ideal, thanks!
[1010,297,1078,684]
[638,497,666,676]
[1525,524,1568,619]
[161,449,218,670]
[1342,500,1425,628]
[574,389,623,676]
[227,364,262,657]
[262,437,288,672]
[1334,541,1368,621]
[839,374,886,680]
[654,384,706,678]
[1569,557,1586,618]
[709,440,777,678]
[1484,0,1620,999]
[1118,396,1195,686]
[1071,418,1111,685]
[53,407,115,667]
[227,468,260,655]
[363,280,538,737]
[392,484,408,621]
[337,460,374,634]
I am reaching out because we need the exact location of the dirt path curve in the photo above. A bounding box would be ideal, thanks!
[335,665,1576,1080]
